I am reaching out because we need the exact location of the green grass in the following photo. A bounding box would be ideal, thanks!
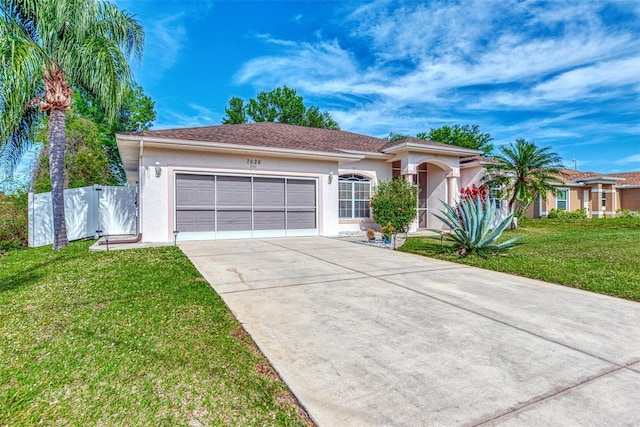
[0,241,310,426]
[400,218,640,301]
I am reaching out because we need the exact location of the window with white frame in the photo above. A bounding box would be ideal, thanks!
[339,174,371,218]
[556,189,568,211]
[601,192,607,209]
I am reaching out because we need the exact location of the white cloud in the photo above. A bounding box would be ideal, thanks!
[142,14,188,78]
[616,154,640,164]
[157,104,220,129]
[230,0,639,172]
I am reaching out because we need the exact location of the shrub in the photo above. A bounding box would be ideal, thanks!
[0,191,28,252]
[431,190,521,257]
[616,209,640,219]
[370,178,418,249]
[547,208,587,219]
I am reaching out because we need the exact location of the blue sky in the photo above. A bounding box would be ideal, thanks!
[61,1,640,176]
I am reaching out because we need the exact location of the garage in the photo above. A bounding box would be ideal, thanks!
[175,173,317,240]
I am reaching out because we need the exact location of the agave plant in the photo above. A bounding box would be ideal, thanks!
[430,194,522,257]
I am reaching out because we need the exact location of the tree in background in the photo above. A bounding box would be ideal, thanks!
[417,124,494,156]
[484,138,564,224]
[73,84,155,183]
[222,86,340,129]
[32,86,155,192]
[0,0,144,249]
[384,125,493,155]
[384,132,409,142]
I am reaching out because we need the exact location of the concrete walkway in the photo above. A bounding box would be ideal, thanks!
[179,237,640,426]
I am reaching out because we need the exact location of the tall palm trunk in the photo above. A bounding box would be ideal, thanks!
[41,66,72,249]
[48,108,68,249]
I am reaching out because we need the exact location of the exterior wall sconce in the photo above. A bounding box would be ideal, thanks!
[154,161,161,178]
[328,171,334,184]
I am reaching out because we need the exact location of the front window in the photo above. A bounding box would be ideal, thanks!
[556,190,567,211]
[339,174,371,218]
[602,193,607,209]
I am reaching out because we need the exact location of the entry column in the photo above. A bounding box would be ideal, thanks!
[446,170,460,205]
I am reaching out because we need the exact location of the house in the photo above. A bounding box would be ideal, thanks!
[115,122,484,243]
[526,169,640,218]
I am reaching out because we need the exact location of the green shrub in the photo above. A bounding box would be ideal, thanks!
[0,192,28,252]
[548,208,587,219]
[616,209,640,219]
[370,178,418,249]
[431,193,522,257]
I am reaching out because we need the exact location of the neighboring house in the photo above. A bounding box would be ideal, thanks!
[526,169,640,218]
[116,122,484,243]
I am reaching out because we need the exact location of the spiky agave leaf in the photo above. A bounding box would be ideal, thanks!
[430,195,522,256]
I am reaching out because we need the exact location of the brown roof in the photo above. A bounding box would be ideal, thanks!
[555,169,640,186]
[556,169,600,182]
[460,155,498,165]
[610,171,640,186]
[132,122,469,155]
[133,122,388,154]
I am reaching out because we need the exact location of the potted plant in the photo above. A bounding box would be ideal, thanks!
[366,229,376,242]
[381,223,394,244]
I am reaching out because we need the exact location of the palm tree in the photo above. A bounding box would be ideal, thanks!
[0,0,143,249]
[484,138,564,223]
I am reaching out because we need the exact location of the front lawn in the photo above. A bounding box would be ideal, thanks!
[400,218,640,301]
[0,241,310,426]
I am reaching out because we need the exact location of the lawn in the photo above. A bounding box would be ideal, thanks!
[400,218,640,302]
[0,241,310,426]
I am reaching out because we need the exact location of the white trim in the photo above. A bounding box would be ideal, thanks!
[556,188,569,211]
[590,188,616,193]
[382,141,480,156]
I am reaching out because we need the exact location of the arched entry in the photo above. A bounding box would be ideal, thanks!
[414,161,455,229]
[417,163,428,228]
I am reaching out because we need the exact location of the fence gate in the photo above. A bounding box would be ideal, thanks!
[28,185,137,247]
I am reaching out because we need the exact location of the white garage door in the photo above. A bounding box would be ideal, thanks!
[175,174,317,240]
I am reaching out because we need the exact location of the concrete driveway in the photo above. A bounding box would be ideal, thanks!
[179,237,640,426]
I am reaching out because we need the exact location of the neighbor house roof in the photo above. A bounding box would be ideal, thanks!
[553,169,640,187]
[612,171,640,186]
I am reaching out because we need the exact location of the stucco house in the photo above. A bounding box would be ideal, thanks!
[526,169,640,218]
[116,122,485,243]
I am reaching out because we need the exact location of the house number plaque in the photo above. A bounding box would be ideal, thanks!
[246,159,262,165]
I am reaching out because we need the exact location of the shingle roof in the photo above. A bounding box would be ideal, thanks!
[556,169,601,182]
[131,122,464,155]
[555,169,640,185]
[133,122,388,154]
[611,171,640,186]
[460,155,498,165]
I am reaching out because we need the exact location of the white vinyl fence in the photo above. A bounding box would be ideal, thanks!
[28,185,137,247]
